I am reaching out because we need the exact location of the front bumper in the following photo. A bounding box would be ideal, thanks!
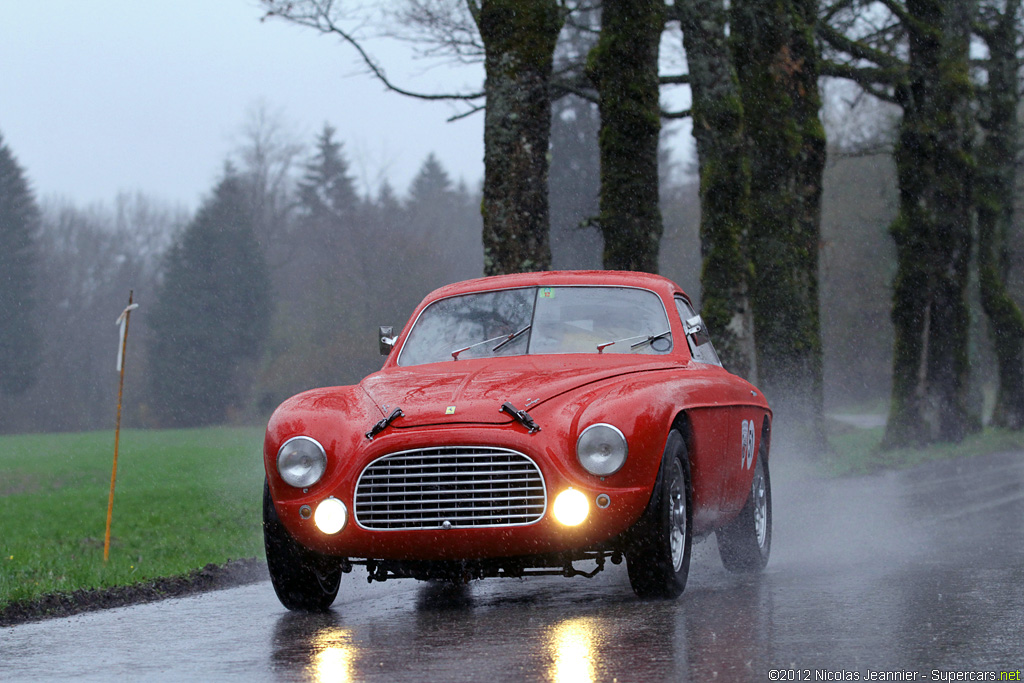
[267,425,654,561]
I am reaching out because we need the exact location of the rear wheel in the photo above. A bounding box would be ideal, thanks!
[263,480,341,611]
[626,430,692,598]
[717,444,772,573]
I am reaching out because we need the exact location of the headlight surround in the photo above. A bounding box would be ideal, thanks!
[576,423,628,476]
[276,436,327,488]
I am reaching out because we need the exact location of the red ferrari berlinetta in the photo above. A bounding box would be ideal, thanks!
[263,270,773,610]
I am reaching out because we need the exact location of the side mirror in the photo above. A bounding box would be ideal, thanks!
[684,315,711,347]
[379,326,396,355]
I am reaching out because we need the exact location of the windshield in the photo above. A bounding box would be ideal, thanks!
[397,286,673,366]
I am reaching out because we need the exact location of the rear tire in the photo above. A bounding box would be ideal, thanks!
[626,430,693,598]
[717,443,772,573]
[263,480,341,611]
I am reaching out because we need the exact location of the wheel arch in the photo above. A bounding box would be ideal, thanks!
[670,409,695,468]
[760,415,772,463]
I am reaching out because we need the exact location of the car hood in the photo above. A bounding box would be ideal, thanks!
[360,355,680,428]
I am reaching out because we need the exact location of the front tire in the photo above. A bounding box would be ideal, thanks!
[263,480,342,611]
[717,445,772,573]
[626,430,693,598]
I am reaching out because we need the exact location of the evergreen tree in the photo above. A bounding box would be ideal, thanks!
[147,166,271,427]
[405,152,455,237]
[0,132,41,397]
[296,124,360,235]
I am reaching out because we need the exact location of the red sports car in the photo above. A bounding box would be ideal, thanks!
[263,270,773,610]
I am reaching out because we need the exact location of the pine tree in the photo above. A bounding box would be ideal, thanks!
[147,166,271,427]
[296,124,360,235]
[0,132,41,397]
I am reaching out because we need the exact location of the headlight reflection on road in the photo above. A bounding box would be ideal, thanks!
[549,618,597,683]
[310,627,356,683]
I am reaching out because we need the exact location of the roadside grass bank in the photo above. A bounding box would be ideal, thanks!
[4,421,1023,624]
[823,422,1024,477]
[0,427,267,616]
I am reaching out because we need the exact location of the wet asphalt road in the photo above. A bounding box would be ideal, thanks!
[3,449,1023,682]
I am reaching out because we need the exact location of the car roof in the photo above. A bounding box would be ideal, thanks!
[423,270,687,302]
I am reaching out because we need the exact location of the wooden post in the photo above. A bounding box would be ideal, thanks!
[105,291,137,563]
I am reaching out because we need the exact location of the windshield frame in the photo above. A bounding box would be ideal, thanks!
[395,284,676,367]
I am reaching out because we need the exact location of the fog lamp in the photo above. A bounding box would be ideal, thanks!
[553,488,589,527]
[314,497,348,535]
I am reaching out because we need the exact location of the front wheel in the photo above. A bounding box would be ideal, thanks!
[717,446,772,572]
[626,430,693,598]
[263,480,342,611]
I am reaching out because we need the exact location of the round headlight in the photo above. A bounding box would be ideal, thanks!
[576,423,628,476]
[277,436,327,488]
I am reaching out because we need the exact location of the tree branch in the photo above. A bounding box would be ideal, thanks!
[261,1,484,102]
[659,73,690,85]
[817,21,906,72]
[661,108,692,119]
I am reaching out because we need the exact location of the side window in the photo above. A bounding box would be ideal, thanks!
[674,298,722,366]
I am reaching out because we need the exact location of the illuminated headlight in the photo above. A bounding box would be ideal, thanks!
[553,488,589,526]
[576,423,628,476]
[277,436,327,488]
[314,497,348,535]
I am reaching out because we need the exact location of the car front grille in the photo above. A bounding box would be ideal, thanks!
[354,446,547,530]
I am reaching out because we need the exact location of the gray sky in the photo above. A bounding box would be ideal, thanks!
[0,0,486,210]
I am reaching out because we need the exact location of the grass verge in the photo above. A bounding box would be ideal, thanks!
[0,427,266,612]
[823,422,1024,477]
[3,421,1022,620]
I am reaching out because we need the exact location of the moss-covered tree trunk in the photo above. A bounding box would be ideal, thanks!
[731,0,826,443]
[475,0,563,275]
[883,0,976,446]
[975,0,1024,430]
[676,0,755,379]
[588,0,665,273]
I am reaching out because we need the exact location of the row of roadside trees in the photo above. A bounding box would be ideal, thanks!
[1,1,1022,446]
[261,0,1024,447]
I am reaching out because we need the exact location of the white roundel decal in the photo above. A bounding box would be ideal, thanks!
[740,419,756,469]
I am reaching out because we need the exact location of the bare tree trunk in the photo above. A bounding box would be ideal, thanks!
[676,0,755,379]
[976,0,1024,430]
[884,0,976,446]
[588,0,665,273]
[475,0,563,275]
[732,0,826,446]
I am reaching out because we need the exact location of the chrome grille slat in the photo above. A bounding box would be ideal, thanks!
[354,446,547,530]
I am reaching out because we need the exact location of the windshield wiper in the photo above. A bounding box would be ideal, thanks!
[492,325,531,353]
[451,333,507,360]
[366,407,403,440]
[500,401,541,434]
[596,330,672,353]
[630,329,672,350]
[452,326,530,360]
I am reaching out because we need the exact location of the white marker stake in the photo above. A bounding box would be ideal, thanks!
[105,292,138,563]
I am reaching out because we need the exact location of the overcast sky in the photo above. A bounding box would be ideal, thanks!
[0,0,487,210]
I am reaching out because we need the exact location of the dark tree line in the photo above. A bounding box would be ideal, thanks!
[820,0,1024,444]
[0,132,41,398]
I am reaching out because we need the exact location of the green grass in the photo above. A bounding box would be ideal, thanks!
[823,423,1024,477]
[3,422,1023,609]
[0,427,266,609]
